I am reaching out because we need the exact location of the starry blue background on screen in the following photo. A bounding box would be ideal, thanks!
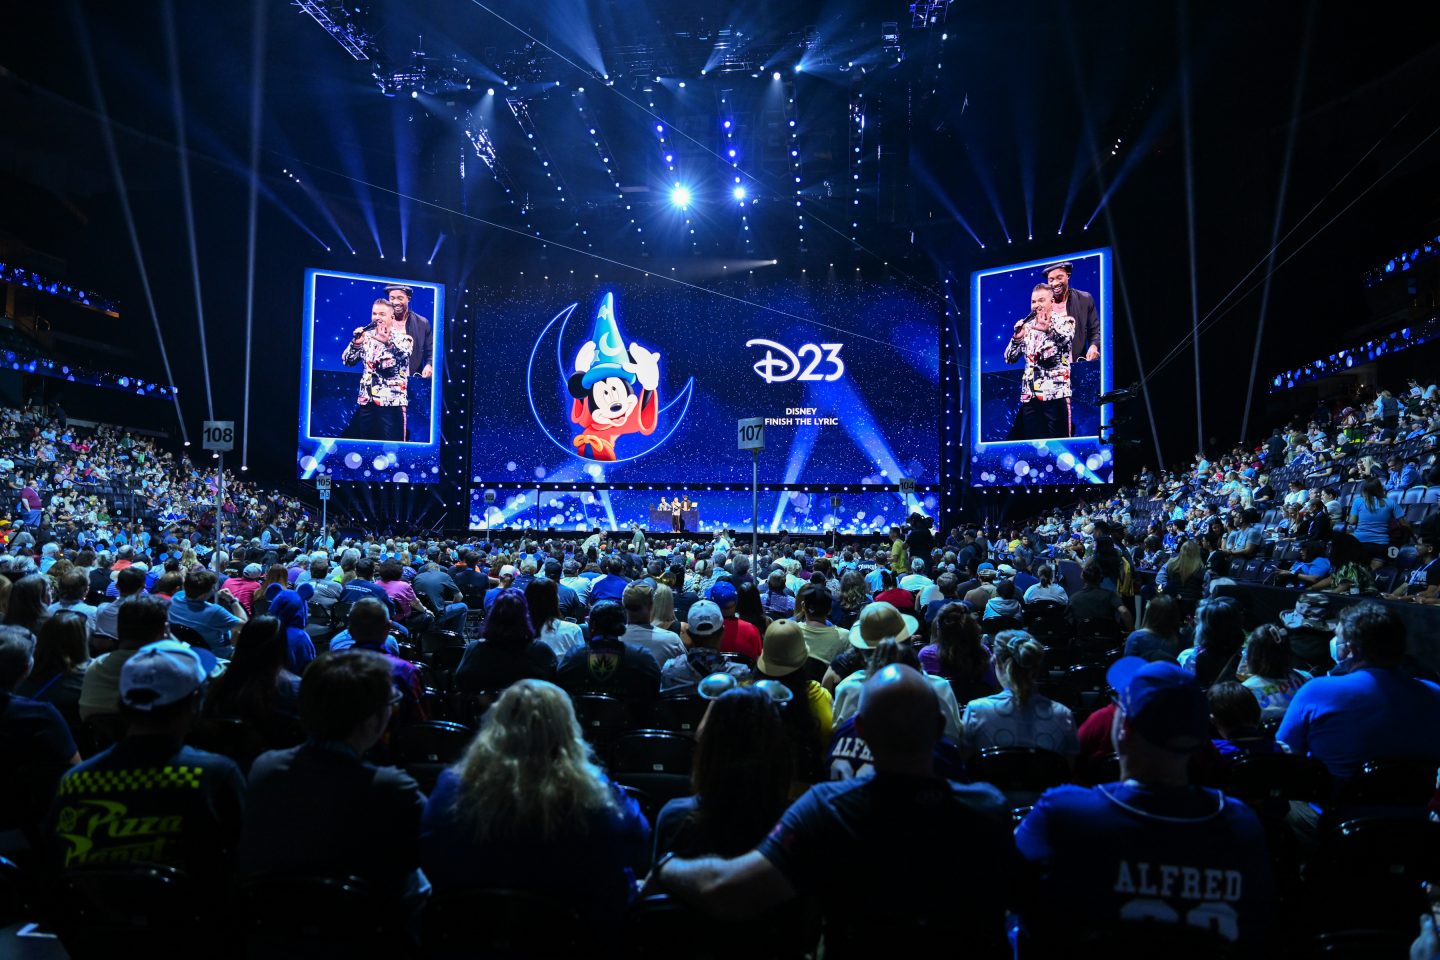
[467,278,939,490]
[297,270,443,484]
[976,252,1103,443]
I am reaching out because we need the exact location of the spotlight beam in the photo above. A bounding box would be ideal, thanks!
[242,0,267,468]
[71,1,188,443]
[162,0,216,420]
[1178,2,1203,452]
[1241,4,1312,442]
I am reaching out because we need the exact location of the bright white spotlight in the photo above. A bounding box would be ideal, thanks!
[670,184,692,208]
[410,90,418,99]
[772,71,781,81]
[486,87,495,96]
[732,185,747,201]
[794,64,802,73]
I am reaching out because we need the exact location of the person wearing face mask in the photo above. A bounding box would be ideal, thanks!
[1004,283,1075,440]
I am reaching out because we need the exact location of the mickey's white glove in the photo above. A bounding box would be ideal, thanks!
[574,341,596,374]
[624,343,661,392]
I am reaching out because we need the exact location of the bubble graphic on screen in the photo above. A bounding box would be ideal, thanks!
[856,511,867,520]
[394,472,411,483]
[791,493,810,511]
[300,456,318,472]
[1086,455,1104,471]
[373,456,388,470]
[551,514,565,526]
[1014,461,1030,476]
[344,453,363,469]
[506,461,517,472]
[535,466,547,479]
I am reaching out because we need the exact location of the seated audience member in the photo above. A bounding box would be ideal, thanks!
[338,598,426,725]
[1236,623,1310,719]
[921,572,961,626]
[1069,561,1135,635]
[240,650,426,901]
[833,634,960,740]
[556,601,661,714]
[378,559,432,634]
[1178,597,1246,687]
[15,611,91,732]
[265,588,318,675]
[733,581,771,638]
[660,600,750,696]
[1389,532,1438,603]
[222,562,267,616]
[755,621,835,788]
[831,571,871,630]
[1208,681,1286,759]
[708,581,761,661]
[961,630,1078,760]
[587,558,629,606]
[91,566,148,644]
[204,616,302,724]
[3,574,52,639]
[420,680,647,929]
[653,686,791,860]
[50,641,245,889]
[46,570,99,631]
[305,558,344,612]
[826,600,920,692]
[79,595,171,720]
[167,568,247,657]
[1275,540,1331,590]
[1013,657,1275,950]
[1307,532,1376,595]
[1277,602,1440,782]
[793,585,849,664]
[411,560,471,634]
[453,587,556,692]
[649,665,1018,954]
[1123,594,1182,660]
[340,557,394,613]
[761,569,795,619]
[1,624,80,770]
[1155,540,1206,615]
[920,604,1000,705]
[873,569,915,613]
[620,583,685,668]
[526,578,585,659]
[1023,564,1069,605]
[982,579,1022,622]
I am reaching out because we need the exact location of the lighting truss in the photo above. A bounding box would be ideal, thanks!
[507,98,569,200]
[291,1,374,61]
[462,114,518,196]
[909,1,954,29]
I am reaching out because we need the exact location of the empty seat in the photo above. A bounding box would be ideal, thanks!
[968,747,1070,798]
[237,874,408,958]
[423,887,584,957]
[648,696,710,736]
[1425,486,1440,504]
[1402,486,1426,504]
[52,865,207,958]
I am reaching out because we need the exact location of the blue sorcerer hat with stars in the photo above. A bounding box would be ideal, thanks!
[581,293,636,389]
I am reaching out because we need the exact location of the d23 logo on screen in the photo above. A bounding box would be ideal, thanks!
[746,340,845,384]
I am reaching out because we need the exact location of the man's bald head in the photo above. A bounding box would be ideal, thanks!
[855,664,942,768]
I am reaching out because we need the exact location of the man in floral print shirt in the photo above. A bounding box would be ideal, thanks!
[341,299,413,442]
[1004,283,1075,440]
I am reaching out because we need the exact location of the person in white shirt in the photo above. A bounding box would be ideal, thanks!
[1022,564,1069,605]
[898,557,933,593]
[559,559,592,607]
[619,583,684,668]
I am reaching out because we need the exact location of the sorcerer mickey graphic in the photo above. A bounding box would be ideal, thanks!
[567,293,660,461]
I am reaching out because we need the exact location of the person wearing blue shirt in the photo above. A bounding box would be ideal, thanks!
[1384,456,1419,492]
[1277,602,1440,783]
[587,558,630,605]
[167,569,247,658]
[1013,657,1274,951]
[1346,478,1406,564]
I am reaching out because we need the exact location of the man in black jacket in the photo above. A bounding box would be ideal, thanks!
[1044,262,1099,363]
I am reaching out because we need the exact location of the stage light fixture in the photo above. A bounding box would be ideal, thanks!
[773,71,782,81]
[670,184,692,208]
[732,185,746,201]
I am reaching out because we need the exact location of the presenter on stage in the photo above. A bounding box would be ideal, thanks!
[671,496,683,532]
[1044,261,1099,364]
[1004,283,1074,440]
[385,283,433,379]
[340,298,413,442]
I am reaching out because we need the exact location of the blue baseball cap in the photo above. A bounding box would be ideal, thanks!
[708,581,737,607]
[1106,656,1209,753]
[976,562,995,572]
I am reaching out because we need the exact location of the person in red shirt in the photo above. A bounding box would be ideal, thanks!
[221,563,266,616]
[708,581,760,660]
[873,569,916,613]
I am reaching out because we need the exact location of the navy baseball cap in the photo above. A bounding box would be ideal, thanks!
[709,581,737,607]
[1106,656,1209,753]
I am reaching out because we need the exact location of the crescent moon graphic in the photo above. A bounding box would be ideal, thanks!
[527,301,695,464]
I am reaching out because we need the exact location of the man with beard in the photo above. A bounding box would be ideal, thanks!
[384,284,433,380]
[1043,262,1100,364]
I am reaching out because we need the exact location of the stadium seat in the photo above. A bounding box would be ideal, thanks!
[1301,818,1440,935]
[1384,490,1402,505]
[423,888,583,957]
[426,644,466,678]
[648,695,710,736]
[237,874,409,959]
[1336,756,1440,807]
[1402,486,1426,505]
[573,694,634,762]
[626,894,821,960]
[462,608,486,639]
[186,717,270,771]
[612,730,695,776]
[167,622,211,650]
[1425,486,1440,504]
[1022,600,1071,644]
[1219,753,1332,807]
[449,689,506,727]
[980,615,1022,636]
[1404,503,1431,524]
[1073,618,1122,657]
[51,865,208,959]
[84,714,126,754]
[395,720,473,765]
[968,747,1071,802]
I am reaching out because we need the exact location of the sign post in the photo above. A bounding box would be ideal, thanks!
[202,421,235,571]
[829,494,842,552]
[316,476,331,550]
[899,476,916,516]
[483,489,497,535]
[738,418,765,558]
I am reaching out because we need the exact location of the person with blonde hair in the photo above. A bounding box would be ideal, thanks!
[419,679,648,927]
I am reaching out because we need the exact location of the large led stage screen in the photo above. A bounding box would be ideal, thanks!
[970,248,1114,486]
[469,276,939,531]
[297,269,444,483]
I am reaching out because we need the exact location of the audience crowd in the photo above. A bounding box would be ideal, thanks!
[2,379,1440,957]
